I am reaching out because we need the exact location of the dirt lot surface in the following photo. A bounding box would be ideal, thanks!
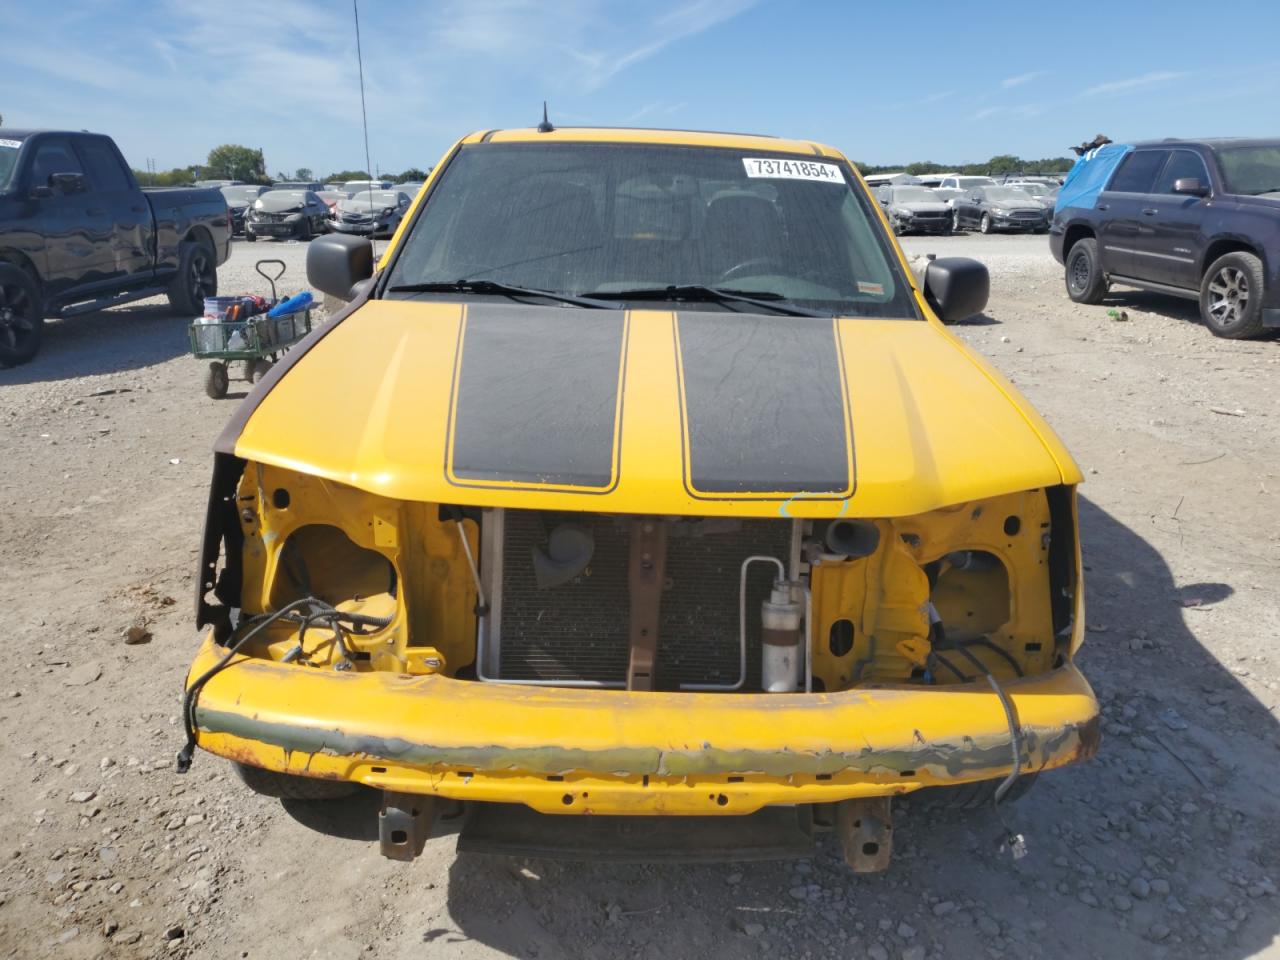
[1,234,1277,960]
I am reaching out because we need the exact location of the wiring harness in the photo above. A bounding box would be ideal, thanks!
[176,597,392,773]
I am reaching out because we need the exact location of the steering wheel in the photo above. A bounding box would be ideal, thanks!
[717,256,786,284]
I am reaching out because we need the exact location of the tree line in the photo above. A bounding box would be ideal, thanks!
[127,142,1078,187]
[852,154,1077,176]
[131,143,429,187]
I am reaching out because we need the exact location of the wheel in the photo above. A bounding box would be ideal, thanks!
[248,358,272,383]
[1200,251,1267,339]
[0,263,44,367]
[952,210,962,233]
[298,219,312,242]
[203,361,229,399]
[911,773,1038,810]
[245,230,257,243]
[979,213,993,235]
[167,239,217,316]
[234,762,360,801]
[1064,237,1108,304]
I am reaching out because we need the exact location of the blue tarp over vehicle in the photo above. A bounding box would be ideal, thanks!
[1055,143,1131,213]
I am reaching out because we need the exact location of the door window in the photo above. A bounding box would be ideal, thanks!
[75,138,131,192]
[1153,150,1210,194]
[1107,151,1168,194]
[30,139,84,189]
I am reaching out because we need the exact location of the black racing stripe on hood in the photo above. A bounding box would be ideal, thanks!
[446,304,626,491]
[676,312,852,498]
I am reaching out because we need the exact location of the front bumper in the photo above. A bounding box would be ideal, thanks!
[186,635,1100,815]
[992,216,1047,231]
[899,218,950,234]
[330,219,394,237]
[247,220,302,238]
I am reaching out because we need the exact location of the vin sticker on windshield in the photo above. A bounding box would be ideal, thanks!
[0,139,22,149]
[743,157,844,183]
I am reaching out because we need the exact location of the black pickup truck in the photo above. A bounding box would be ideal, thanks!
[1051,138,1280,339]
[0,130,231,366]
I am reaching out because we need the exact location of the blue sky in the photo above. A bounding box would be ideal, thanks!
[7,0,1279,177]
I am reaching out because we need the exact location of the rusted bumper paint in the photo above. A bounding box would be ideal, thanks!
[186,635,1100,816]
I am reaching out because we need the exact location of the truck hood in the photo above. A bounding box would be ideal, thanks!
[222,300,1078,518]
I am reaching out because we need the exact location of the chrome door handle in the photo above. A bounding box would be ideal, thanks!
[1142,208,1158,216]
[1096,203,1109,211]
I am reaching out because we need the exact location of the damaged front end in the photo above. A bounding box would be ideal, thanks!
[185,453,1098,867]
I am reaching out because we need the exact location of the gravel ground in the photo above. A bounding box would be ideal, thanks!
[1,233,1277,960]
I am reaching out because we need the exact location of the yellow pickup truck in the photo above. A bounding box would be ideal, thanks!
[181,126,1098,870]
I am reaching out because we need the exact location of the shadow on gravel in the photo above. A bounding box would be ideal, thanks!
[282,789,381,842]
[433,495,1278,959]
[0,302,191,385]
[952,311,1001,326]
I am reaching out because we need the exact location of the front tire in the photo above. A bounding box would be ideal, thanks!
[1065,237,1108,304]
[234,762,360,801]
[245,230,258,243]
[204,361,229,399]
[167,240,217,316]
[0,263,44,367]
[952,210,962,233]
[979,213,993,235]
[1200,251,1267,339]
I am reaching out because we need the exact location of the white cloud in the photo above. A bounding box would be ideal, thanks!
[1082,70,1184,97]
[972,104,1044,121]
[4,0,753,174]
[1001,71,1044,89]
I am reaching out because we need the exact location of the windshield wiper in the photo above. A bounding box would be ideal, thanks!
[582,284,825,318]
[386,279,619,310]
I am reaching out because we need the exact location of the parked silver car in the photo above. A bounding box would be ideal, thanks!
[876,185,952,234]
[329,189,411,238]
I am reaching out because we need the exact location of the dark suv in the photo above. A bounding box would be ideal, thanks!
[1050,139,1280,339]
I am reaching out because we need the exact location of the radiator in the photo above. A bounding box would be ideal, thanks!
[488,510,792,690]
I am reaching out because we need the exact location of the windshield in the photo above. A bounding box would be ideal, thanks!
[957,177,994,189]
[984,187,1033,204]
[1010,183,1047,196]
[1213,145,1280,196]
[890,187,937,203]
[385,142,917,319]
[221,186,263,202]
[0,138,21,191]
[258,190,306,204]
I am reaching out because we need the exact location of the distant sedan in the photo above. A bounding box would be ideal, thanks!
[951,186,1049,234]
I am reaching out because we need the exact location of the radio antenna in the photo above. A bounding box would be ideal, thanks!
[353,0,376,254]
[537,101,554,133]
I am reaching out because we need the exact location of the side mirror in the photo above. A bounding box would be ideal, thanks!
[307,233,373,301]
[1172,177,1209,197]
[923,257,989,324]
[49,172,88,195]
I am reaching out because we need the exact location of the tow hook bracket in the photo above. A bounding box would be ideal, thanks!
[836,797,893,873]
[379,791,437,862]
